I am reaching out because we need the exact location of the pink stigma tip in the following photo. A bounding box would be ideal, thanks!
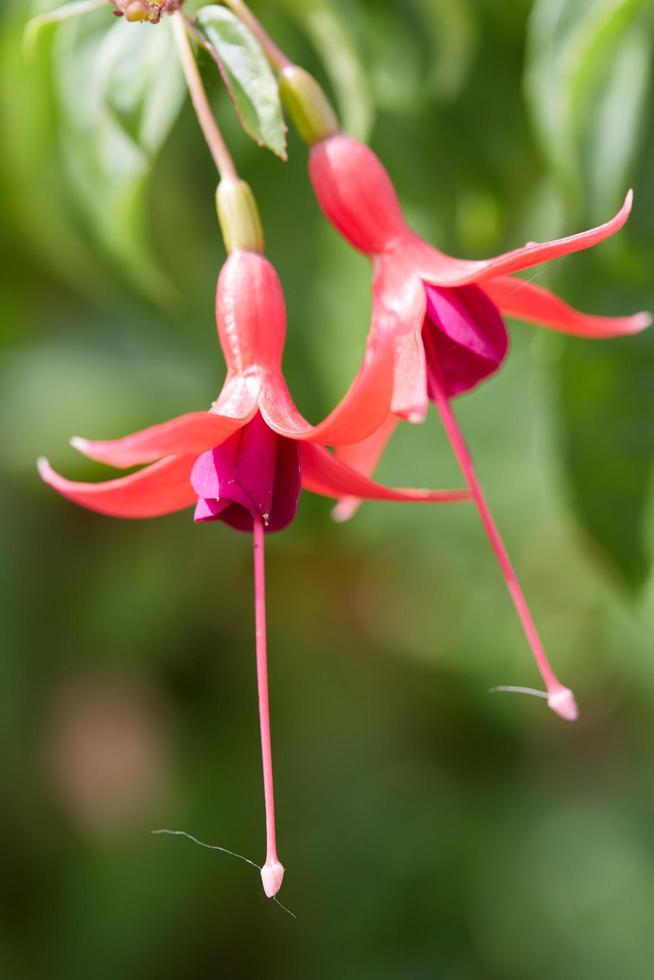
[260,859,285,897]
[331,499,358,523]
[548,688,579,722]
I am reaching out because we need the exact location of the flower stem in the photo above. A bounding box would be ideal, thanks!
[221,0,291,71]
[426,350,577,722]
[252,516,285,896]
[170,11,237,180]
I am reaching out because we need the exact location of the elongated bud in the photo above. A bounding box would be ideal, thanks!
[216,178,265,254]
[279,65,339,147]
[309,134,408,254]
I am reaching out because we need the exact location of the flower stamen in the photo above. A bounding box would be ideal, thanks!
[489,686,549,699]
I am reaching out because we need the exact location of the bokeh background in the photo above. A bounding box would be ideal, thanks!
[2,0,654,977]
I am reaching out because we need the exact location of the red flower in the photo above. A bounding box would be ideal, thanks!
[310,134,650,421]
[306,133,651,722]
[39,249,469,897]
[39,252,466,521]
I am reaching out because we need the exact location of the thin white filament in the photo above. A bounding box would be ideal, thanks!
[151,829,296,919]
[498,268,544,301]
[489,685,549,700]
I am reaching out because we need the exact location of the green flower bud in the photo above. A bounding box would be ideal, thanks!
[279,65,339,147]
[216,179,265,254]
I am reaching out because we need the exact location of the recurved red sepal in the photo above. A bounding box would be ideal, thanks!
[483,276,651,338]
[38,455,197,519]
[70,412,248,468]
[300,443,470,506]
[414,192,635,288]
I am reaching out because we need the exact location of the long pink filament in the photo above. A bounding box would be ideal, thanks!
[425,344,578,721]
[252,516,285,895]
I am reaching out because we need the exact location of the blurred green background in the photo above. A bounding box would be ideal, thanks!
[2,0,654,977]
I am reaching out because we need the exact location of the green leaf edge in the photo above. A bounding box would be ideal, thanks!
[196,4,287,160]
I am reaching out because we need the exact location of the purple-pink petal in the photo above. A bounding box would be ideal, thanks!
[194,497,228,523]
[265,435,302,532]
[423,283,509,397]
[192,413,301,533]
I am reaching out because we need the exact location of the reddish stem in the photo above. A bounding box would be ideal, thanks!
[425,342,577,721]
[252,516,285,896]
[171,11,237,179]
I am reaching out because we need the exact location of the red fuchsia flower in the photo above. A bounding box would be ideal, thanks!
[38,179,469,898]
[273,66,652,723]
[307,133,649,419]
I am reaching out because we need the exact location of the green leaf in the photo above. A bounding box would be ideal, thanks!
[527,0,654,587]
[559,329,654,590]
[23,0,106,59]
[579,20,653,218]
[196,5,286,158]
[410,0,478,102]
[280,0,374,140]
[53,14,185,301]
[0,4,105,295]
[526,0,654,216]
[355,1,425,116]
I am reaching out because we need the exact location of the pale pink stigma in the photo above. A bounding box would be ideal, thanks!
[547,687,578,722]
[491,685,578,721]
[260,858,285,898]
[253,516,285,896]
[424,330,577,720]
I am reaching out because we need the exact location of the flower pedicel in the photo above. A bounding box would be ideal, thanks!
[221,0,652,722]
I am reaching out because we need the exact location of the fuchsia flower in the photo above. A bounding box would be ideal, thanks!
[39,243,469,897]
[300,127,651,722]
[39,251,469,518]
[309,133,650,421]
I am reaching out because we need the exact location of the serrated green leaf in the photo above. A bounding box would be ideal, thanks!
[196,5,286,158]
[280,0,373,140]
[53,14,185,301]
[526,0,653,216]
